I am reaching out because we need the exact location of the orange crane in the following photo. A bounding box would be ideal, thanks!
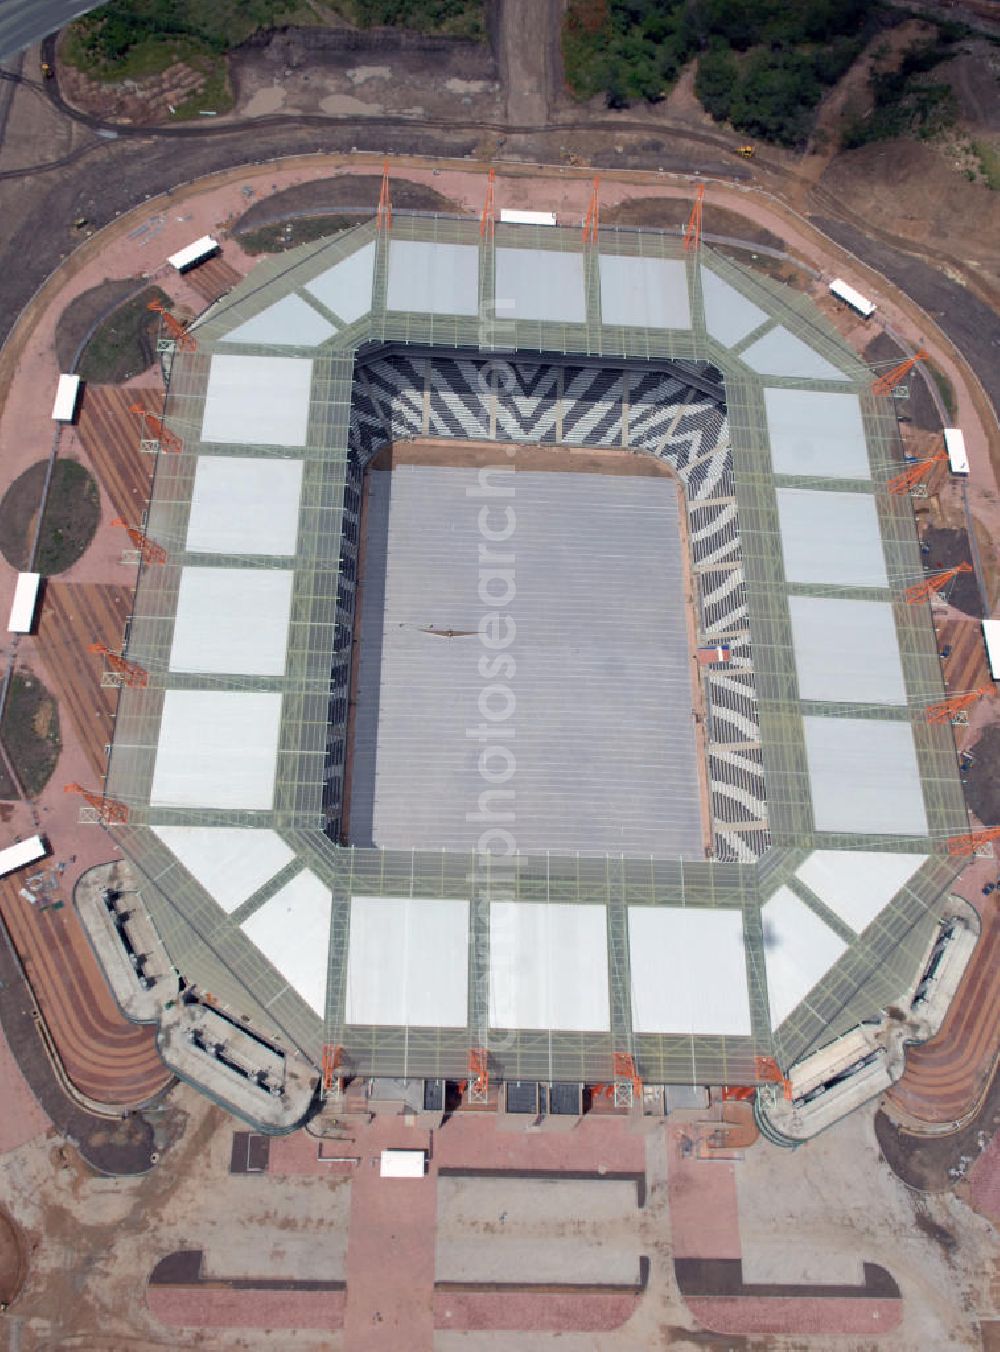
[925,685,993,724]
[582,176,599,244]
[683,183,705,252]
[468,1047,489,1099]
[147,300,196,352]
[88,643,148,688]
[110,518,167,565]
[481,167,496,239]
[872,347,928,396]
[613,1050,642,1105]
[905,562,972,605]
[377,159,392,232]
[321,1043,344,1091]
[64,783,129,824]
[130,404,183,454]
[949,826,1000,856]
[887,452,948,495]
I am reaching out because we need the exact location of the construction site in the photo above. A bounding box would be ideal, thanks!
[33,166,980,1148]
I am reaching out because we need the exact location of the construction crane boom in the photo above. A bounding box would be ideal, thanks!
[683,183,705,252]
[65,783,129,824]
[872,347,928,396]
[905,562,972,605]
[582,176,599,244]
[88,643,148,688]
[480,167,496,239]
[925,685,993,724]
[377,159,392,232]
[130,404,183,454]
[110,518,167,564]
[948,826,1000,856]
[887,452,948,495]
[147,300,196,351]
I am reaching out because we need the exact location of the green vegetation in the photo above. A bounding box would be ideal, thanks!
[237,215,357,254]
[926,362,957,422]
[842,36,958,148]
[0,672,61,798]
[973,139,1000,190]
[328,0,484,38]
[78,285,170,383]
[0,459,101,575]
[35,461,101,575]
[563,0,882,144]
[64,0,317,81]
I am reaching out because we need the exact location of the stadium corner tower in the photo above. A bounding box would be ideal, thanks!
[101,213,967,1113]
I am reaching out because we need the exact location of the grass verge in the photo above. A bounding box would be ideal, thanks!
[0,460,101,574]
[237,215,357,254]
[78,285,171,383]
[0,671,61,798]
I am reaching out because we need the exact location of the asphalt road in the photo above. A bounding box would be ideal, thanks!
[0,1,101,61]
[813,216,1000,425]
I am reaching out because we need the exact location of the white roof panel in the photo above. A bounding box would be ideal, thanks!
[386,239,479,316]
[7,572,40,634]
[829,278,875,318]
[803,716,928,837]
[201,354,312,447]
[944,428,968,474]
[241,870,332,1016]
[795,850,927,934]
[169,566,294,676]
[223,294,336,347]
[345,895,469,1028]
[764,388,870,479]
[788,596,906,705]
[380,1149,426,1177]
[186,455,303,556]
[168,235,218,270]
[494,247,586,324]
[51,373,81,422]
[628,907,752,1036]
[700,268,768,348]
[762,886,848,1028]
[489,902,610,1033]
[150,690,282,810]
[598,254,690,330]
[305,240,376,324]
[776,488,888,588]
[741,326,848,382]
[984,620,1000,680]
[151,826,295,913]
[0,836,47,877]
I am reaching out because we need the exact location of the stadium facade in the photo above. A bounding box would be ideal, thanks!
[101,213,968,1098]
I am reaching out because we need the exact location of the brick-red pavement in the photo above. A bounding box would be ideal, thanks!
[147,1286,345,1331]
[686,1295,902,1336]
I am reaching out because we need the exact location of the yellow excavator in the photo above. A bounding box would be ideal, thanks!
[736,145,755,160]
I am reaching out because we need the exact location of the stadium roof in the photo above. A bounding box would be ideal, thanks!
[103,213,966,1091]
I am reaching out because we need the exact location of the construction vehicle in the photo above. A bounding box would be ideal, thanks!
[736,145,755,160]
[40,61,54,80]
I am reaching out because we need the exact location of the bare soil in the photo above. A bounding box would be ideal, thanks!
[56,53,212,126]
[230,24,500,124]
[919,525,982,617]
[0,460,100,574]
[875,1071,1000,1192]
[0,1204,26,1305]
[54,277,145,372]
[75,285,171,384]
[964,724,1000,826]
[232,173,465,237]
[862,331,943,433]
[0,669,61,798]
[601,196,782,250]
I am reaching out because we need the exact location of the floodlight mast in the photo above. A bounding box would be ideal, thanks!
[683,183,705,251]
[871,347,928,396]
[64,783,129,824]
[887,452,948,495]
[904,562,972,605]
[130,404,183,454]
[582,176,599,244]
[88,643,148,688]
[110,518,168,565]
[481,167,496,239]
[147,299,196,352]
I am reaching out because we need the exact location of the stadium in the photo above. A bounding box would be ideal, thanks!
[100,208,969,1110]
